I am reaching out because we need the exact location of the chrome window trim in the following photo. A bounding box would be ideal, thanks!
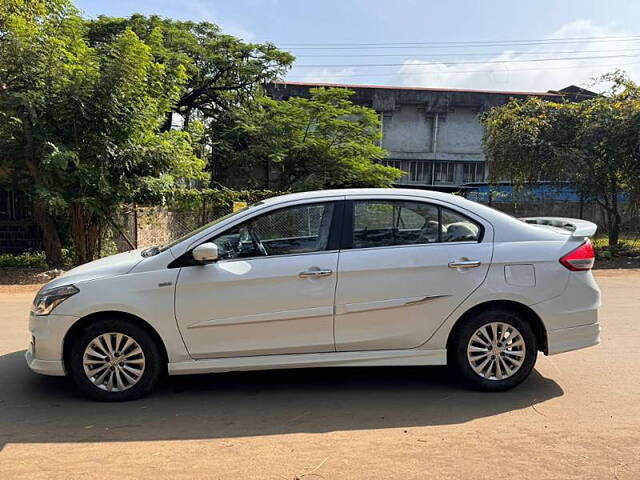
[213,249,340,264]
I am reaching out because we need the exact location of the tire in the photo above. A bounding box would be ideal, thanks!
[67,318,163,401]
[449,308,538,392]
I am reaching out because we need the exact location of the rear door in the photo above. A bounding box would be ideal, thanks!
[334,196,493,351]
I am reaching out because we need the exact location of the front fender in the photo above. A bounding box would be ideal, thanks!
[53,269,191,363]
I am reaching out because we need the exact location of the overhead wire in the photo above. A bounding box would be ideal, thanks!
[293,53,640,68]
[277,35,640,50]
[294,48,640,58]
[283,60,640,80]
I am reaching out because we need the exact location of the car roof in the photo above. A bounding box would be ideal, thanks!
[261,188,460,205]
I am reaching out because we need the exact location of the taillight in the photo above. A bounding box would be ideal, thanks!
[559,239,595,271]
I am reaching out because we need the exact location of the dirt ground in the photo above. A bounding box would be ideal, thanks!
[0,270,639,479]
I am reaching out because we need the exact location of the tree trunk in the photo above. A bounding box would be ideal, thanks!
[33,198,64,268]
[19,109,64,268]
[608,184,621,247]
[71,203,100,265]
[161,110,174,132]
[607,210,621,247]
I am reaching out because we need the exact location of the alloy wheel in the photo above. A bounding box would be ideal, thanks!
[466,322,526,381]
[82,332,146,392]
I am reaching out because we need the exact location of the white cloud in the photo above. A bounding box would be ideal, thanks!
[394,20,640,91]
[290,67,357,84]
[177,0,255,41]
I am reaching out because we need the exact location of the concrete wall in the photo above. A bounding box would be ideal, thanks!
[438,108,484,155]
[381,106,433,153]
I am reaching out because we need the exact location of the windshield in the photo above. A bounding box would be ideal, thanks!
[156,202,263,253]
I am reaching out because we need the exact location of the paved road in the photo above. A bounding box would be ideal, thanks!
[0,270,639,479]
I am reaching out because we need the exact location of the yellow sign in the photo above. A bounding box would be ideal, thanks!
[232,201,248,212]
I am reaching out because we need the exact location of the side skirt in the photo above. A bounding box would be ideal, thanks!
[168,348,447,375]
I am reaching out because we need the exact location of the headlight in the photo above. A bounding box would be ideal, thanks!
[32,284,79,316]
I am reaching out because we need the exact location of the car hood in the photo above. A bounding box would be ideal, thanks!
[43,249,145,290]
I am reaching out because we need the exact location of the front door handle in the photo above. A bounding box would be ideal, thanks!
[448,260,481,269]
[299,268,333,278]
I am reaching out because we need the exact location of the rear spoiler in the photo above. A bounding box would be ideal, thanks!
[519,217,598,238]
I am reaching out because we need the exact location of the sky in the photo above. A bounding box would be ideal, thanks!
[74,0,640,92]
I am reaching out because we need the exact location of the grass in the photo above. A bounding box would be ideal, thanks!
[592,232,640,259]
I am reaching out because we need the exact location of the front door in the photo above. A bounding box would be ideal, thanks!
[334,198,492,351]
[175,201,339,359]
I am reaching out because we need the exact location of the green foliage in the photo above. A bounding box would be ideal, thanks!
[0,1,209,264]
[593,232,640,259]
[0,249,74,268]
[85,14,294,125]
[482,72,640,246]
[170,188,286,212]
[0,252,47,268]
[212,87,402,191]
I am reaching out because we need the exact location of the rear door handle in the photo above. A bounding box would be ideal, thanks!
[299,268,333,278]
[448,260,481,269]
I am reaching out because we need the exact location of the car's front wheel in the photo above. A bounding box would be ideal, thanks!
[449,308,538,391]
[67,319,163,401]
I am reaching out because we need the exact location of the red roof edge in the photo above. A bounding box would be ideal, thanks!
[272,80,561,97]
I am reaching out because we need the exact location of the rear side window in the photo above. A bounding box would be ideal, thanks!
[352,200,480,249]
[441,207,481,242]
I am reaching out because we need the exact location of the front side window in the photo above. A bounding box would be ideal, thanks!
[211,203,334,259]
[352,200,480,249]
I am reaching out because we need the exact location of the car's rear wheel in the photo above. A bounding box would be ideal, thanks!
[67,319,163,401]
[449,308,538,391]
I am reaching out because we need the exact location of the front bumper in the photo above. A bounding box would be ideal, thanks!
[25,349,66,376]
[26,312,78,377]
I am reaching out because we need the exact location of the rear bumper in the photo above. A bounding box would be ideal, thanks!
[546,321,600,355]
[531,270,601,355]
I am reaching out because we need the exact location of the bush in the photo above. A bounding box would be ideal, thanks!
[0,249,74,269]
[0,252,48,268]
[595,243,640,259]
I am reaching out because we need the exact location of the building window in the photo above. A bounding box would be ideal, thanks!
[408,161,432,184]
[381,160,432,185]
[433,161,455,185]
[462,162,485,183]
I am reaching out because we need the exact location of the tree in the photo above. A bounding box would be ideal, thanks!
[211,87,403,191]
[84,15,294,130]
[482,72,640,246]
[0,1,207,265]
[0,0,84,266]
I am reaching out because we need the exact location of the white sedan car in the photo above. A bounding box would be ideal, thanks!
[26,189,601,401]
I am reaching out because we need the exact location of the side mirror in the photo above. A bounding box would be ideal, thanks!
[192,242,219,264]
